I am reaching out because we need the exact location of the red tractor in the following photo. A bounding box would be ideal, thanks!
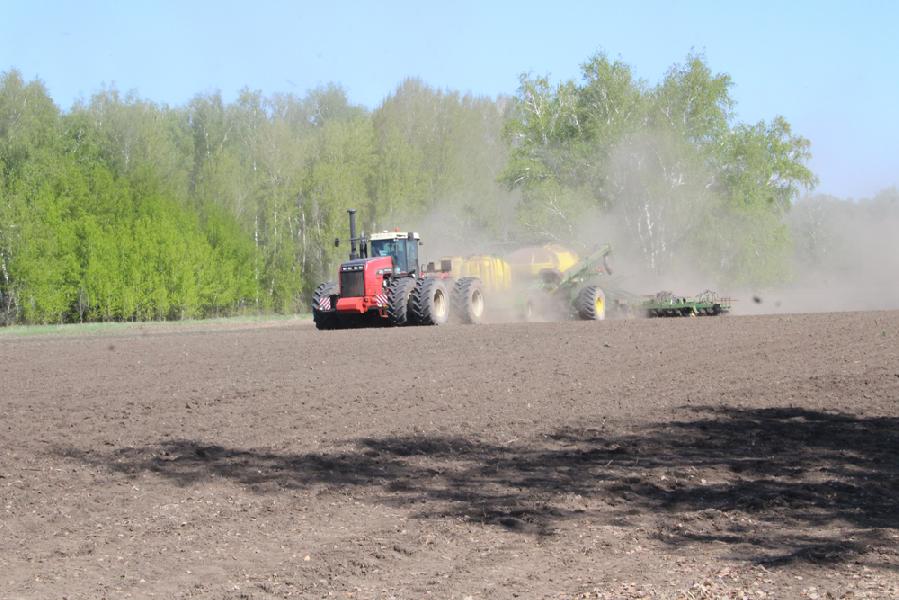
[311,209,484,329]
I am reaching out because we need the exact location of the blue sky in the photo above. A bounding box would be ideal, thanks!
[2,0,897,198]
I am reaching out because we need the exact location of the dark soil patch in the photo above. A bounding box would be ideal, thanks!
[2,312,898,598]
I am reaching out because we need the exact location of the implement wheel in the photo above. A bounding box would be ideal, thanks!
[312,281,340,330]
[410,277,450,326]
[575,285,606,321]
[387,277,416,326]
[524,293,549,322]
[451,277,484,324]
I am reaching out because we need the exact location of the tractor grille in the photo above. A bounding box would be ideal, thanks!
[340,270,365,298]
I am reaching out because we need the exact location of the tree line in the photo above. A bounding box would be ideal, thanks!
[1,53,819,325]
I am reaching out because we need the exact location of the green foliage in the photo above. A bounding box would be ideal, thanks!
[503,52,816,285]
[0,53,819,325]
[719,117,817,213]
[0,69,258,324]
[372,79,514,243]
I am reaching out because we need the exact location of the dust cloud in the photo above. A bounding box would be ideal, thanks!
[745,190,899,314]
[587,186,899,316]
[584,188,899,316]
[371,167,899,319]
[570,133,899,315]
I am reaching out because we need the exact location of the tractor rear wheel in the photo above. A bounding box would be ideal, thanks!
[410,277,450,325]
[312,281,340,330]
[451,277,484,324]
[575,285,606,321]
[387,277,417,325]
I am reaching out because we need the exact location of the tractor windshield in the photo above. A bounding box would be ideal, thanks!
[370,238,416,274]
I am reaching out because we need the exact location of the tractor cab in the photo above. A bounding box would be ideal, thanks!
[369,231,420,275]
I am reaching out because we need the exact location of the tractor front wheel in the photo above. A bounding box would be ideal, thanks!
[312,281,340,330]
[387,277,417,326]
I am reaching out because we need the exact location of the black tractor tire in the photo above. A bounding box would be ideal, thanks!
[451,277,485,324]
[410,277,450,326]
[312,281,340,330]
[387,277,417,326]
[575,285,606,321]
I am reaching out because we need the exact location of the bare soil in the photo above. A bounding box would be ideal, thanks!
[2,312,898,599]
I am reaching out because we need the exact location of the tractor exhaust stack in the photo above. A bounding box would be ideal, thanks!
[348,209,358,260]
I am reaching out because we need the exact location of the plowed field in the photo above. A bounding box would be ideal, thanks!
[2,312,898,599]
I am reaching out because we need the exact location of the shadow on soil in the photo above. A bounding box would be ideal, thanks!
[61,406,899,566]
